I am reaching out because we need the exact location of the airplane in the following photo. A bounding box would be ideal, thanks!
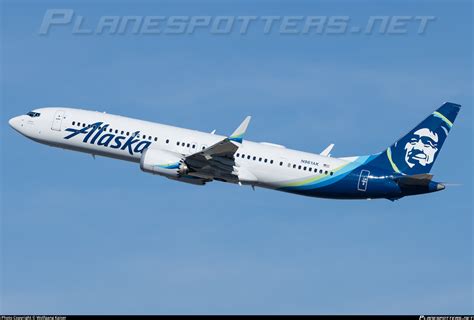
[8,102,460,201]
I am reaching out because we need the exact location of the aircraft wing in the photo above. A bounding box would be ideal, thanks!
[184,116,251,182]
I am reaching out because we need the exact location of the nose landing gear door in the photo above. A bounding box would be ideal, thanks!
[51,110,65,131]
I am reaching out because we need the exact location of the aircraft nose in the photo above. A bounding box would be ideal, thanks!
[8,116,23,131]
[9,116,17,127]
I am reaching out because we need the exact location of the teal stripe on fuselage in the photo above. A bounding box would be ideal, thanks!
[279,155,375,191]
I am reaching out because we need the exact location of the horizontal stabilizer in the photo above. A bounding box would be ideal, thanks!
[392,173,433,186]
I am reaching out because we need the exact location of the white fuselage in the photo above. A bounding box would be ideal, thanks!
[11,103,457,200]
[9,107,352,191]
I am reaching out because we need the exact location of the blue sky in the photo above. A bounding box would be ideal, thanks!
[1,0,472,314]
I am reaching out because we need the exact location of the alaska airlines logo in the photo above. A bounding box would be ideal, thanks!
[388,125,444,174]
[403,128,438,168]
[64,122,151,155]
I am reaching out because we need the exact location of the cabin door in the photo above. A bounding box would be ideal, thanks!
[51,110,65,131]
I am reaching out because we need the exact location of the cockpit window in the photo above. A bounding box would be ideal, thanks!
[26,111,41,117]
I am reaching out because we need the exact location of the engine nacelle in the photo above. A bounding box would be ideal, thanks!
[140,148,188,177]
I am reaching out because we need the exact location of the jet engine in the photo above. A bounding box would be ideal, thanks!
[140,148,188,177]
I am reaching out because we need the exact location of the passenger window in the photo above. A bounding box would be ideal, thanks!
[181,142,185,146]
[126,132,129,136]
[325,171,328,175]
[121,131,124,135]
[270,160,273,164]
[166,139,169,144]
[72,121,76,125]
[236,153,240,157]
[177,141,180,146]
[293,164,296,169]
[154,137,158,142]
[319,169,323,174]
[298,165,301,170]
[264,159,267,163]
[303,167,307,171]
[247,155,250,159]
[192,144,195,148]
[83,124,86,127]
[253,156,256,160]
[279,161,283,166]
[330,172,334,176]
[259,157,262,162]
[308,168,312,172]
[115,129,118,134]
[109,128,113,133]
[187,143,190,147]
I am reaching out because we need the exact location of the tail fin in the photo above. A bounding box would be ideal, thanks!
[370,102,461,175]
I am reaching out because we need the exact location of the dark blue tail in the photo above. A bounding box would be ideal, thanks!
[369,102,461,175]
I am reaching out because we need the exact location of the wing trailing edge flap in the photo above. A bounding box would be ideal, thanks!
[184,116,252,181]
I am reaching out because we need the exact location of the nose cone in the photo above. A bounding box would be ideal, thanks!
[9,116,22,131]
[9,116,17,128]
[9,115,28,135]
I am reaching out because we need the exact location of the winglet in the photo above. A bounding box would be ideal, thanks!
[229,116,251,143]
[320,144,334,157]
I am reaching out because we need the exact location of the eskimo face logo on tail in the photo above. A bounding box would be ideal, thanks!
[404,128,438,168]
[64,122,151,155]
